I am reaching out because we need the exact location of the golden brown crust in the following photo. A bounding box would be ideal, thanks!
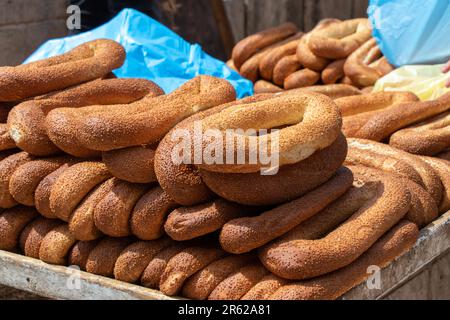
[208,263,269,300]
[389,111,450,156]
[309,19,372,59]
[68,178,116,241]
[9,156,73,206]
[259,33,304,80]
[46,76,236,152]
[164,199,250,241]
[0,39,126,101]
[93,180,148,237]
[7,78,160,156]
[241,274,289,300]
[196,93,342,173]
[19,217,62,258]
[0,151,33,208]
[34,164,71,218]
[420,156,450,213]
[102,145,157,183]
[260,170,410,280]
[130,187,179,240]
[284,68,320,90]
[39,224,77,265]
[253,80,283,94]
[49,161,112,221]
[154,95,272,206]
[280,83,361,99]
[219,167,354,254]
[232,23,298,70]
[346,138,443,206]
[200,133,347,206]
[0,123,15,151]
[181,254,254,300]
[140,242,189,289]
[85,237,133,277]
[272,55,301,86]
[159,246,226,296]
[0,206,38,251]
[343,38,393,87]
[322,59,346,84]
[270,221,418,299]
[114,238,174,283]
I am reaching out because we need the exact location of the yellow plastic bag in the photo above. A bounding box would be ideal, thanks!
[373,64,450,101]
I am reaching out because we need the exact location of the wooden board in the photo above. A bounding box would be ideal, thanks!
[1,210,450,300]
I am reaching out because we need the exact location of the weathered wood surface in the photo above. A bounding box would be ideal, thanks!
[1,210,449,300]
[223,0,370,41]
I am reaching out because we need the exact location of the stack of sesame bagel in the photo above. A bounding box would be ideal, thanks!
[228,18,394,94]
[1,37,447,301]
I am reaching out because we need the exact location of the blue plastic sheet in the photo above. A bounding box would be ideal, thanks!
[24,8,253,98]
[368,0,450,67]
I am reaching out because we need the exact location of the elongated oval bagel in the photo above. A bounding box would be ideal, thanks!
[270,221,418,299]
[114,238,174,284]
[389,111,450,156]
[102,145,157,183]
[321,59,346,84]
[309,19,372,59]
[346,138,443,206]
[232,23,298,70]
[8,78,161,156]
[39,224,77,265]
[220,167,354,254]
[19,217,62,258]
[164,199,252,241]
[49,161,112,221]
[284,68,320,90]
[154,94,272,206]
[68,240,100,271]
[68,178,116,241]
[0,151,33,208]
[85,237,133,277]
[344,38,393,87]
[260,171,410,280]
[0,39,125,102]
[196,93,342,173]
[0,206,38,251]
[94,180,148,237]
[130,187,179,240]
[46,76,236,152]
[9,156,74,206]
[181,254,255,300]
[208,263,269,300]
[352,92,450,142]
[159,246,226,296]
[200,133,347,206]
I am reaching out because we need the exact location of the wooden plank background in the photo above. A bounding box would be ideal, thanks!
[223,0,369,42]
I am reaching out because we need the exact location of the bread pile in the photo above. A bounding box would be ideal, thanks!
[228,18,394,94]
[2,39,448,300]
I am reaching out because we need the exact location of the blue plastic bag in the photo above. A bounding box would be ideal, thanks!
[368,0,450,67]
[24,8,253,98]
